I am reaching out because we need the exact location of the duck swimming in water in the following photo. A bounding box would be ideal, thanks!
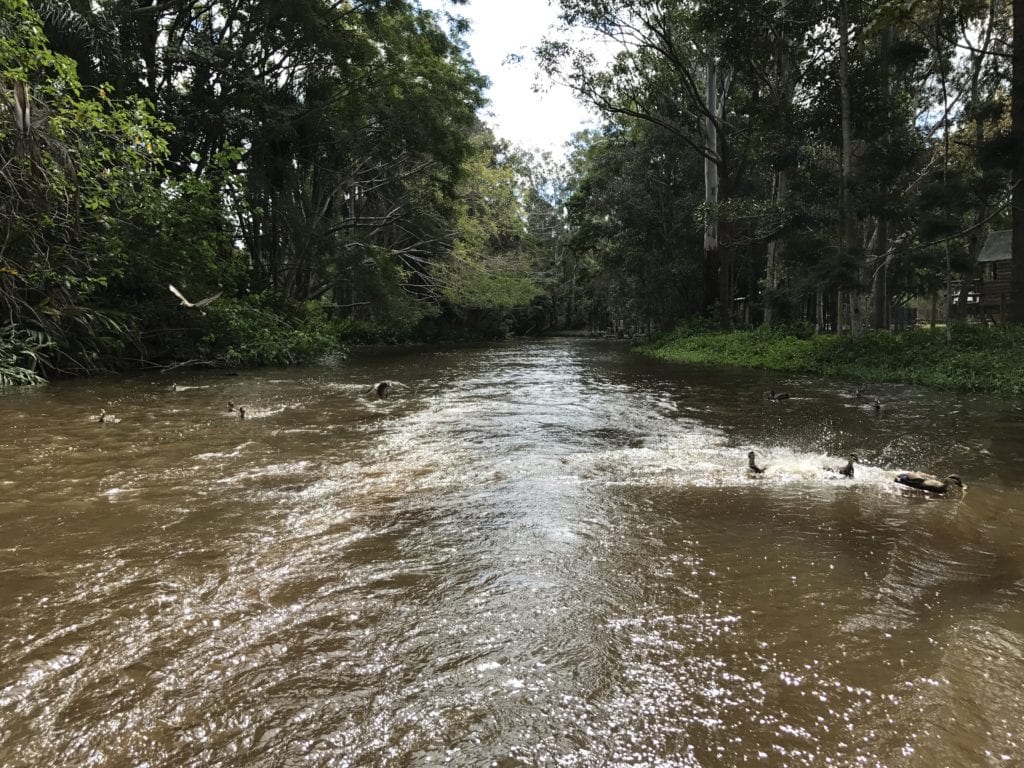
[237,406,247,419]
[768,388,790,401]
[747,451,766,474]
[96,409,120,424]
[894,471,963,494]
[828,453,857,478]
[227,400,236,412]
[366,380,410,400]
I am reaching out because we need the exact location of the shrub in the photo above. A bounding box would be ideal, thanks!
[200,294,343,367]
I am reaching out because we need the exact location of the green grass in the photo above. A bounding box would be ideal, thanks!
[639,323,1024,396]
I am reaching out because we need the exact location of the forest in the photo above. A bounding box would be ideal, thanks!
[1,0,1023,386]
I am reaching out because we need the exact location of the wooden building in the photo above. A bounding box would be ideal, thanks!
[977,229,1012,322]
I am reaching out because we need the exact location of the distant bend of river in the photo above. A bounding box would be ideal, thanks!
[2,339,1023,767]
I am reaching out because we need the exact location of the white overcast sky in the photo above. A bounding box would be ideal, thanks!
[420,0,602,157]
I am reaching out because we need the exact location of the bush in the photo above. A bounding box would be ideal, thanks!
[0,325,51,387]
[200,294,343,367]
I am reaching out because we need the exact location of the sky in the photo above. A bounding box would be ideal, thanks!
[421,0,601,158]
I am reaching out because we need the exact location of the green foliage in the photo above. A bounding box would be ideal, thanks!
[643,323,1024,396]
[1,0,171,377]
[435,130,541,311]
[199,294,342,368]
[541,0,1014,333]
[0,324,51,387]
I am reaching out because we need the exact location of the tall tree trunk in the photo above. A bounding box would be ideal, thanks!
[703,56,726,327]
[838,0,855,336]
[764,169,787,326]
[869,220,889,328]
[765,6,795,327]
[936,18,954,341]
[869,26,894,330]
[1011,0,1024,322]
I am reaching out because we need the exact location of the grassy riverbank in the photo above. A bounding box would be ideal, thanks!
[639,323,1024,396]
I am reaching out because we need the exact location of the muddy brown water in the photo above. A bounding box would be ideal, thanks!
[2,339,1023,767]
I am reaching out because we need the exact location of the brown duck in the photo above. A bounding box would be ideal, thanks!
[894,471,963,494]
[366,380,410,400]
[747,451,766,474]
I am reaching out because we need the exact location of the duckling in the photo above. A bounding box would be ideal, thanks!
[366,380,411,400]
[894,471,963,494]
[768,388,790,401]
[747,451,766,474]
[96,408,121,424]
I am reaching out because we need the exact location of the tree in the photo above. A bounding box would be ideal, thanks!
[1012,0,1024,322]
[1,0,169,376]
[540,1,745,326]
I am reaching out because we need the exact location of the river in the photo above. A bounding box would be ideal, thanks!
[1,338,1023,767]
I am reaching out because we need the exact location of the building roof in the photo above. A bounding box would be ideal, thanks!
[978,229,1011,262]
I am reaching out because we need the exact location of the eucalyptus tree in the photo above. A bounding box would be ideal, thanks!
[539,1,739,327]
[559,122,707,332]
[540,0,852,328]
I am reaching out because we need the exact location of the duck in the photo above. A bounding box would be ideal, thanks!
[96,408,120,424]
[237,406,247,420]
[768,388,790,401]
[169,284,222,315]
[872,398,881,413]
[747,451,766,474]
[227,400,236,412]
[894,471,963,494]
[828,453,857,478]
[366,380,410,400]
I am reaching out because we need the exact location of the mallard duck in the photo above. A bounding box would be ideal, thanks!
[169,284,222,315]
[366,380,410,399]
[96,408,120,424]
[768,388,790,401]
[828,453,857,478]
[747,451,766,474]
[894,471,963,494]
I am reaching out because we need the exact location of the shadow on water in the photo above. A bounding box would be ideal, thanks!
[1,338,1023,766]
